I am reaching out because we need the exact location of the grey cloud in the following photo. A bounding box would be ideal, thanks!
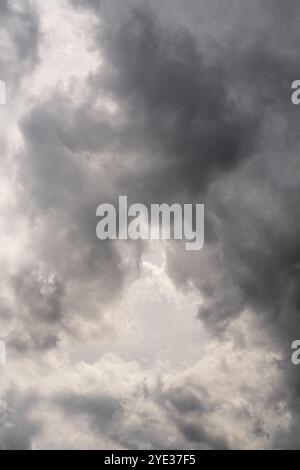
[51,328,282,449]
[55,377,227,450]
[15,0,258,356]
[68,3,258,201]
[15,91,141,350]
[56,392,122,436]
[68,0,300,448]
[2,0,300,450]
[175,420,228,450]
[163,386,229,449]
[165,387,209,415]
[81,0,300,353]
[0,0,40,88]
[9,266,65,352]
[0,390,40,450]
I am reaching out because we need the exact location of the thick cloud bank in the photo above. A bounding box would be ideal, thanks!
[0,0,300,449]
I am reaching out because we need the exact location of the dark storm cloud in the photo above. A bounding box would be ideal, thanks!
[0,390,40,450]
[65,0,300,448]
[70,2,258,201]
[15,0,260,355]
[0,0,298,450]
[13,0,247,354]
[56,392,122,437]
[72,0,300,351]
[66,0,300,343]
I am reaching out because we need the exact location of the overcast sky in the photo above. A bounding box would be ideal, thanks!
[0,0,300,449]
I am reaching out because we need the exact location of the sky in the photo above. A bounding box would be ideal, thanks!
[0,0,300,449]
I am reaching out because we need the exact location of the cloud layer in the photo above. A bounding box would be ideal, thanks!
[1,0,300,449]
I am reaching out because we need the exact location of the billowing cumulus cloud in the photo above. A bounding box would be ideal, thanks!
[1,0,300,450]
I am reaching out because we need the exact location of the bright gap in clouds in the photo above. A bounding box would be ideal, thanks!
[70,241,206,370]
